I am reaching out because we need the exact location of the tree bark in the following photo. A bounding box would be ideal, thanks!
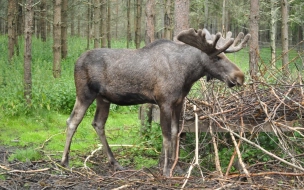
[93,0,101,48]
[249,0,259,78]
[126,0,132,48]
[40,0,47,42]
[107,0,111,48]
[281,0,289,74]
[174,0,189,39]
[24,0,33,105]
[204,0,209,29]
[270,0,277,68]
[87,0,91,50]
[222,0,226,35]
[53,0,61,78]
[135,0,142,49]
[7,0,17,61]
[145,0,155,45]
[70,3,75,36]
[164,0,172,40]
[61,0,68,59]
[101,0,107,48]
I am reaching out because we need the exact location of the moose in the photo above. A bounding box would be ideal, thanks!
[61,28,250,177]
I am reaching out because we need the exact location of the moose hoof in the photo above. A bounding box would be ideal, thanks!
[112,162,124,171]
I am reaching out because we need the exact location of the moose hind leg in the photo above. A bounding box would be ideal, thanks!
[61,96,95,167]
[92,96,124,171]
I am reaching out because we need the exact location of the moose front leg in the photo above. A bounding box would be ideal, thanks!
[170,101,184,173]
[159,104,173,177]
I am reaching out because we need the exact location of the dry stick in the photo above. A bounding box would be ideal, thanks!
[225,90,245,178]
[181,105,204,189]
[228,171,304,178]
[213,122,304,172]
[228,129,252,182]
[210,121,223,177]
[36,132,65,150]
[199,107,237,120]
[254,83,303,170]
[170,99,187,177]
[84,145,102,171]
[0,164,49,174]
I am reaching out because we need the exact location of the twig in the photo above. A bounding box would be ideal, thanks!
[182,105,204,189]
[0,164,49,174]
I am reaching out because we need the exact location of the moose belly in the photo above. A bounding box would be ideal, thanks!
[102,92,156,105]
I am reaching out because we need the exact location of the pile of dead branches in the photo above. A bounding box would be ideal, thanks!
[186,79,304,127]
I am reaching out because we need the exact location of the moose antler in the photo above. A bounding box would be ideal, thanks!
[177,28,251,57]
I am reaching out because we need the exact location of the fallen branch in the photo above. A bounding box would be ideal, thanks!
[0,164,49,174]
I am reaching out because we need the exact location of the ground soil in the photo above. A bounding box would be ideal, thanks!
[0,146,303,190]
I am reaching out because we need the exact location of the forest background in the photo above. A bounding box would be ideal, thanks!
[0,0,304,187]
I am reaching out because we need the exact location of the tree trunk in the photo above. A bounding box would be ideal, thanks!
[40,0,47,42]
[145,0,155,45]
[61,0,68,59]
[93,0,101,48]
[70,3,75,36]
[135,0,142,49]
[87,0,91,50]
[164,0,172,40]
[15,3,22,56]
[174,0,189,39]
[270,0,277,68]
[46,2,52,37]
[101,0,107,48]
[204,0,209,29]
[281,0,289,74]
[107,0,111,48]
[53,0,61,78]
[24,0,33,105]
[222,0,226,35]
[249,0,259,78]
[126,0,132,48]
[7,0,17,61]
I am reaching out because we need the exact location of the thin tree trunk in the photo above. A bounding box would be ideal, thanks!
[222,0,226,35]
[126,0,131,48]
[107,0,111,48]
[7,0,17,61]
[204,0,209,29]
[61,0,68,59]
[53,0,61,78]
[101,0,107,48]
[15,2,22,56]
[249,0,259,78]
[87,0,91,50]
[174,0,189,39]
[46,2,52,37]
[40,0,47,42]
[115,0,118,39]
[164,0,172,40]
[93,0,101,48]
[70,4,75,36]
[77,14,80,36]
[281,0,289,74]
[24,0,33,105]
[135,0,142,49]
[270,0,277,68]
[145,0,155,45]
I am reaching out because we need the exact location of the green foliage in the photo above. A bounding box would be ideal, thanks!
[8,148,42,162]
